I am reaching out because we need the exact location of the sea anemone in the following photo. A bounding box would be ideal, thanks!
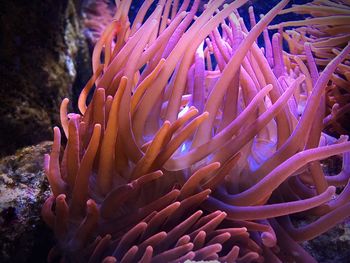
[83,0,116,46]
[42,0,350,262]
[270,0,350,135]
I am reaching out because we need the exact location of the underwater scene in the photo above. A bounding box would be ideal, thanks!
[1,0,350,262]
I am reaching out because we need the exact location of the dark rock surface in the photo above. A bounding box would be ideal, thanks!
[0,0,91,157]
[0,142,53,263]
[302,220,350,263]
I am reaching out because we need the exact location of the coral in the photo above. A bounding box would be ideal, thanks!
[42,0,350,262]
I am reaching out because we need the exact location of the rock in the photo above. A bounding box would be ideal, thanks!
[301,220,350,263]
[0,0,91,157]
[0,142,53,263]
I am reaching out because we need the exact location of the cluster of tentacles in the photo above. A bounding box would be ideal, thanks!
[270,0,350,135]
[42,0,350,262]
[83,0,116,46]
